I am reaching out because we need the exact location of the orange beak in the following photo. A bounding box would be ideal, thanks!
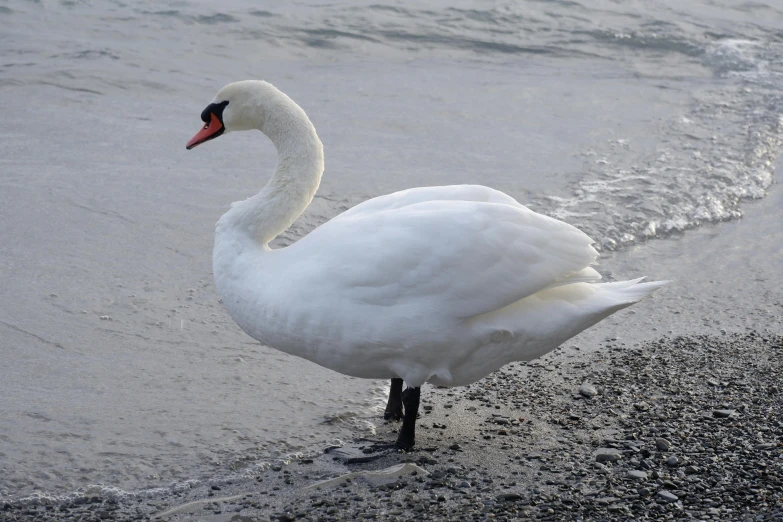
[186,113,224,150]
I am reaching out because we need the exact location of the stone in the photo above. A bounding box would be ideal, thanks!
[666,455,679,467]
[496,493,524,502]
[655,438,671,451]
[656,491,678,503]
[594,448,622,463]
[628,470,648,480]
[713,409,735,418]
[579,383,598,398]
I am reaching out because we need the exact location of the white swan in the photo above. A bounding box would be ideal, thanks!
[186,80,667,449]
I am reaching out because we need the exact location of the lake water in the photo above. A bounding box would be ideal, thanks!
[1,0,781,502]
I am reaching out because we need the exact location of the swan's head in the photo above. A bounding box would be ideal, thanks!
[186,81,273,150]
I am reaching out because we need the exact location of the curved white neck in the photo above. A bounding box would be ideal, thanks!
[219,90,324,248]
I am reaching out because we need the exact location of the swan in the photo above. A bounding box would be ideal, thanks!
[186,80,667,450]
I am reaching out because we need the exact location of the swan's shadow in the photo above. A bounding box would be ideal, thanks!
[325,437,440,465]
[325,439,410,464]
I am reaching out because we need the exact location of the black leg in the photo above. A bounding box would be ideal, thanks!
[384,378,404,421]
[395,386,420,450]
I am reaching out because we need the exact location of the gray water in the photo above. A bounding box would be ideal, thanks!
[1,0,782,502]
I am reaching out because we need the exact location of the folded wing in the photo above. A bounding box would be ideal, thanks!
[291,185,599,320]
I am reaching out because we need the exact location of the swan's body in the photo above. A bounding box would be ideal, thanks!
[188,80,666,448]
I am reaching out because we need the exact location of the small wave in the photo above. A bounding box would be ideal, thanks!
[542,92,782,251]
[579,29,704,57]
[705,39,783,89]
[377,30,554,55]
[51,49,120,61]
[302,28,380,43]
[367,4,413,15]
[35,81,103,95]
[195,13,239,25]
[142,9,238,25]
[248,9,276,18]
[146,9,182,18]
[706,39,764,76]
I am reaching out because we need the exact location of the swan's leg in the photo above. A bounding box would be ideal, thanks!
[384,378,404,421]
[394,386,420,450]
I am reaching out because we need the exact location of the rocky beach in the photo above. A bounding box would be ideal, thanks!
[3,332,781,522]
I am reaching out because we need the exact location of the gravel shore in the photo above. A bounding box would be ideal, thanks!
[4,332,780,521]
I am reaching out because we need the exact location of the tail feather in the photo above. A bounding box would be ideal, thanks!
[602,277,670,305]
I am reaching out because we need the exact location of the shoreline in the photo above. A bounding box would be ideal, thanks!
[4,331,781,521]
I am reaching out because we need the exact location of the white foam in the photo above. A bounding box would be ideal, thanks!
[539,76,783,250]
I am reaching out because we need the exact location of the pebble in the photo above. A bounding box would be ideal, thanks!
[666,455,679,467]
[578,383,598,398]
[655,437,671,451]
[627,470,648,480]
[713,409,735,418]
[594,448,622,463]
[656,491,678,503]
[496,493,524,502]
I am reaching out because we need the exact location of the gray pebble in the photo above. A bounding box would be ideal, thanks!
[627,470,647,480]
[594,448,622,463]
[656,490,678,503]
[578,383,598,398]
[713,409,735,418]
[655,437,671,451]
[666,455,679,467]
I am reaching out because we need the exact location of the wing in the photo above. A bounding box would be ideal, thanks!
[287,187,599,320]
[338,184,527,218]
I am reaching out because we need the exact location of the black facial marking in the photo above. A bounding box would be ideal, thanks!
[200,100,230,124]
